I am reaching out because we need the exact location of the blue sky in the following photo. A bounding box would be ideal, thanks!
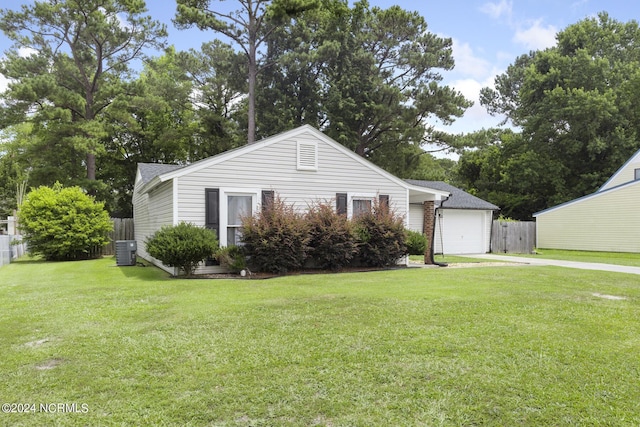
[1,0,640,138]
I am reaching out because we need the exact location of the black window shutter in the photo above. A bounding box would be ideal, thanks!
[205,188,220,266]
[262,190,275,212]
[336,193,347,216]
[379,194,389,210]
[205,188,220,239]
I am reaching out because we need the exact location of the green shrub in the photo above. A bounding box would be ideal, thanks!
[241,196,310,274]
[405,229,427,255]
[215,245,247,274]
[306,202,358,270]
[354,199,407,267]
[145,222,218,276]
[18,183,112,261]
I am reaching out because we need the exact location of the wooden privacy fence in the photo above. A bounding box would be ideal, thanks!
[103,218,135,255]
[491,221,536,254]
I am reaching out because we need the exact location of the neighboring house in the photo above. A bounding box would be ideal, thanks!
[533,148,640,252]
[133,125,450,275]
[406,180,499,255]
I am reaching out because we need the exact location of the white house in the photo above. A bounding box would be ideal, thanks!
[133,125,450,275]
[405,180,499,255]
[533,148,640,252]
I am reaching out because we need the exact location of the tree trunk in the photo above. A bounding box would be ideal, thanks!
[87,152,96,181]
[247,19,257,144]
[248,58,256,144]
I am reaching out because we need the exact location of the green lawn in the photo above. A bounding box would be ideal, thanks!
[518,249,640,267]
[1,257,639,426]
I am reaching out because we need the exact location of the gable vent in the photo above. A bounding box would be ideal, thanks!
[297,141,318,171]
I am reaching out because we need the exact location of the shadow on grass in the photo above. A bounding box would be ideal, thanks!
[10,258,48,265]
[112,260,172,281]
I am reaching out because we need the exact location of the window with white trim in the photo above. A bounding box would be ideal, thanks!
[227,195,252,246]
[635,168,640,180]
[352,199,372,218]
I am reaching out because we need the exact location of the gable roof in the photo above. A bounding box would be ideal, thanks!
[598,147,640,192]
[405,180,499,210]
[136,125,450,199]
[138,163,184,185]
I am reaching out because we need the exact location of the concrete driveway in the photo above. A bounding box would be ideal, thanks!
[460,254,640,276]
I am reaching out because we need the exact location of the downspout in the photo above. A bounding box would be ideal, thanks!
[430,196,449,267]
[488,210,496,253]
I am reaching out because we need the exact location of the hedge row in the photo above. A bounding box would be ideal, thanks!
[240,196,408,274]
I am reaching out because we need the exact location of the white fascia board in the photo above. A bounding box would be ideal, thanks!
[406,183,450,201]
[598,147,640,192]
[139,124,450,199]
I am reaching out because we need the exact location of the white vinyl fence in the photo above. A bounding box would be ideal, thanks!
[0,235,26,267]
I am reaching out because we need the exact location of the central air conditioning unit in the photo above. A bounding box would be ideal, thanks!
[115,240,137,266]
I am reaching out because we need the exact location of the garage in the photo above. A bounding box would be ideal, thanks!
[406,180,499,255]
[434,209,489,254]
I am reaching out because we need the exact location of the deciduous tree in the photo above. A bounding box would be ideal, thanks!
[472,13,640,217]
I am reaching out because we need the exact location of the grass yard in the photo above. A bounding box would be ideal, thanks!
[523,249,640,267]
[1,257,639,426]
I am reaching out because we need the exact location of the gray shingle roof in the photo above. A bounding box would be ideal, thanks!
[138,163,185,184]
[405,180,499,210]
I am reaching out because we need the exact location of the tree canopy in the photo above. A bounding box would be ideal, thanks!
[258,0,471,173]
[174,0,318,144]
[463,13,640,219]
[0,0,167,192]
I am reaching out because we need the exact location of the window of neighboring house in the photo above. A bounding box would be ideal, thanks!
[352,198,372,218]
[227,195,252,246]
[635,168,640,181]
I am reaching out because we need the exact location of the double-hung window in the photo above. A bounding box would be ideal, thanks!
[227,195,252,246]
[352,199,372,218]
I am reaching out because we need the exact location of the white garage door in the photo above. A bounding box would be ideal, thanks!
[434,210,485,254]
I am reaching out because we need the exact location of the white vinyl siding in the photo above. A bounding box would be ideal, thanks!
[408,204,424,233]
[174,135,407,274]
[536,182,640,252]
[134,127,429,275]
[176,135,407,224]
[132,179,175,274]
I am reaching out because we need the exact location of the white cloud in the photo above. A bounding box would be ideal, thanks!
[451,77,498,121]
[18,47,37,57]
[480,0,513,21]
[513,20,558,50]
[0,71,8,93]
[452,39,492,80]
[0,48,39,93]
